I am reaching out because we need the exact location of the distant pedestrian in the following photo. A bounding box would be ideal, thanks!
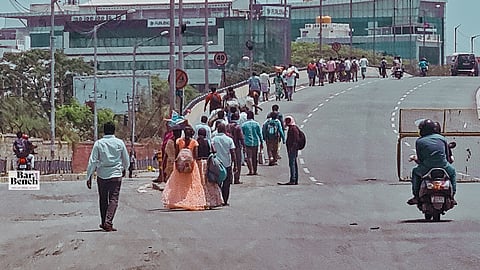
[194,115,212,141]
[327,57,336,84]
[317,59,326,86]
[86,122,130,232]
[241,111,263,175]
[248,72,262,114]
[212,123,236,206]
[359,55,369,80]
[128,150,136,178]
[351,57,359,82]
[259,70,270,102]
[204,87,222,114]
[344,57,352,82]
[273,71,285,101]
[163,125,184,182]
[267,104,284,159]
[262,111,285,166]
[227,113,245,184]
[278,116,301,185]
[284,66,297,101]
[307,60,317,86]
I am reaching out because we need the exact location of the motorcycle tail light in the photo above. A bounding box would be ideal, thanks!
[19,157,27,164]
[432,181,443,190]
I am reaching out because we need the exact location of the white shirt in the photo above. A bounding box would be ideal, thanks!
[359,57,369,68]
[344,59,351,71]
[259,73,269,85]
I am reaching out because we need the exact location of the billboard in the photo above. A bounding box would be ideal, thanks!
[73,75,151,114]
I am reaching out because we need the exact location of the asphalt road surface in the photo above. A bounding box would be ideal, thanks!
[2,74,480,270]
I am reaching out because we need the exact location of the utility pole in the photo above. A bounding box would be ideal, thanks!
[454,24,461,53]
[169,0,176,111]
[319,0,322,55]
[50,0,57,159]
[204,0,210,92]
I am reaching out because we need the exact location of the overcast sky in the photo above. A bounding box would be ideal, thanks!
[3,0,480,56]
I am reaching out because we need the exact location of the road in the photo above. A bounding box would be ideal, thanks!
[2,75,480,270]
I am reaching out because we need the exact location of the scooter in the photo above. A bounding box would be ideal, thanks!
[417,168,455,221]
[420,67,428,77]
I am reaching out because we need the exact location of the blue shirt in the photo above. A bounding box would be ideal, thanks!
[212,133,235,167]
[416,133,448,169]
[241,119,263,147]
[86,135,130,180]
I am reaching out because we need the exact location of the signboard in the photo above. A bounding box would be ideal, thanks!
[175,69,188,89]
[331,42,342,52]
[71,14,127,22]
[214,52,228,66]
[148,18,216,28]
[262,6,290,18]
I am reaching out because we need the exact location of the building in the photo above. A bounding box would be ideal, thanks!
[290,0,446,65]
[0,0,291,93]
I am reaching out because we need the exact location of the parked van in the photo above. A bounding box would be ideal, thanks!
[450,53,479,76]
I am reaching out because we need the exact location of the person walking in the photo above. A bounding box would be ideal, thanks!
[86,122,130,232]
[327,57,336,84]
[128,150,136,178]
[262,111,285,166]
[284,66,297,101]
[278,116,301,185]
[351,57,359,82]
[248,72,262,114]
[273,71,286,101]
[227,113,245,184]
[196,127,224,208]
[204,87,222,114]
[194,115,212,141]
[317,59,326,86]
[163,125,184,182]
[212,123,236,206]
[267,104,284,160]
[259,70,270,102]
[241,111,263,175]
[307,60,317,86]
[162,125,207,210]
[359,55,369,80]
[344,57,352,82]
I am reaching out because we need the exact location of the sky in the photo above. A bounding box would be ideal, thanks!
[2,0,480,56]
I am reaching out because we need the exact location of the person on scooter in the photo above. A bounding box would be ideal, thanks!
[407,119,457,205]
[419,57,429,76]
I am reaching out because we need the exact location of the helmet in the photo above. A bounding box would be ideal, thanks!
[22,134,29,140]
[418,119,436,136]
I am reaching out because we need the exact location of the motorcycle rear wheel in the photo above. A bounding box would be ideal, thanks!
[424,213,432,220]
[433,213,441,222]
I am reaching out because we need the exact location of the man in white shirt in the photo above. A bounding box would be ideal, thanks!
[344,58,352,82]
[259,71,270,102]
[359,55,369,80]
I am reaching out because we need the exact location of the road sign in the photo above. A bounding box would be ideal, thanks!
[214,52,228,66]
[331,42,342,52]
[175,69,188,89]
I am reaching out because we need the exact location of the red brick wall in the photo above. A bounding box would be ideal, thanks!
[72,141,161,173]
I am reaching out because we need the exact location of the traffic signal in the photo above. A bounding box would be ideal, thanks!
[245,40,254,51]
[123,114,128,126]
[181,23,187,34]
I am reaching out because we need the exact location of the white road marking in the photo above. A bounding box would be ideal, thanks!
[313,108,318,112]
[309,176,317,182]
[307,113,313,118]
[303,168,310,174]
[300,124,304,129]
[299,158,305,165]
[404,142,411,147]
[303,119,308,123]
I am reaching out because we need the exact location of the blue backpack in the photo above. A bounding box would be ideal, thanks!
[206,153,227,184]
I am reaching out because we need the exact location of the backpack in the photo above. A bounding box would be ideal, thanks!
[175,148,194,173]
[266,119,279,140]
[297,127,306,150]
[206,153,227,184]
[13,138,28,158]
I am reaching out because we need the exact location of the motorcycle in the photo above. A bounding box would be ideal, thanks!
[393,67,403,79]
[420,67,428,77]
[416,168,455,221]
[17,156,32,170]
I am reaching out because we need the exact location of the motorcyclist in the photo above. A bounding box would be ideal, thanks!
[419,57,429,75]
[407,119,457,205]
[22,134,36,169]
[391,56,402,75]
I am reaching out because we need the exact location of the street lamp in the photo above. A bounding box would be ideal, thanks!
[471,34,480,53]
[454,24,461,53]
[131,30,168,150]
[93,8,136,140]
[50,0,58,159]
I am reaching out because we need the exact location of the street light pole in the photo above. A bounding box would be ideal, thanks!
[50,0,58,159]
[319,0,322,55]
[349,0,352,55]
[471,35,480,53]
[93,9,135,141]
[204,0,210,92]
[169,0,176,111]
[454,24,461,53]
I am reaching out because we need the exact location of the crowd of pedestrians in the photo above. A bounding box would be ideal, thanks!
[307,55,370,86]
[153,81,305,212]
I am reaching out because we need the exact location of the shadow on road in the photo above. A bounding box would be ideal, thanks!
[400,219,453,223]
[77,229,107,233]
